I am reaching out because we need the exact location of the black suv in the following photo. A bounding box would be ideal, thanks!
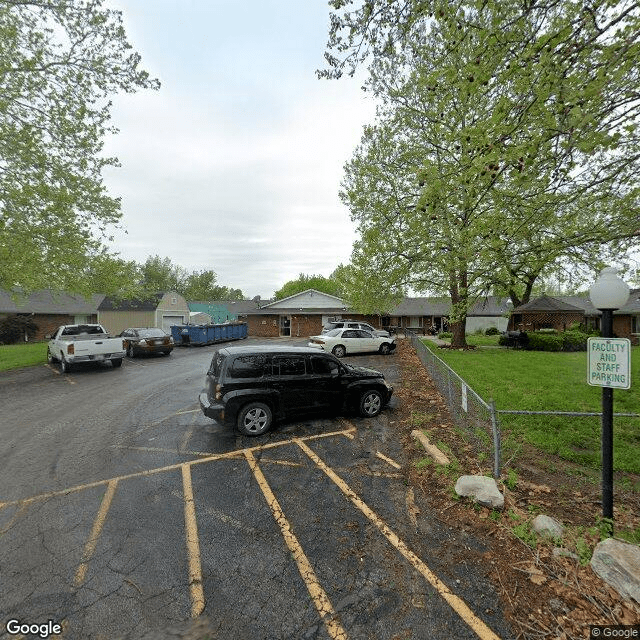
[199,345,393,436]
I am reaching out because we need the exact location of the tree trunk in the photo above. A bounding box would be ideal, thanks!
[450,317,467,348]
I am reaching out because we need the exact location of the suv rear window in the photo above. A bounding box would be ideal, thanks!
[229,355,268,379]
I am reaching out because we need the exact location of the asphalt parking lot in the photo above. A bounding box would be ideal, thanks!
[0,338,511,639]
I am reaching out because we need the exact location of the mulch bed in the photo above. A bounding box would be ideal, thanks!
[393,338,640,640]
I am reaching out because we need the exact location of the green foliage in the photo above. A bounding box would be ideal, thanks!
[273,272,343,301]
[512,522,537,548]
[484,327,500,336]
[139,255,244,301]
[0,315,38,344]
[0,0,160,295]
[560,330,589,352]
[438,331,452,339]
[328,0,640,333]
[526,332,564,352]
[505,468,518,491]
[575,537,592,566]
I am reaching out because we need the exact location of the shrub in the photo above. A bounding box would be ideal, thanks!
[526,332,563,351]
[561,330,589,352]
[484,326,500,336]
[498,333,510,346]
[438,331,453,339]
[0,315,39,344]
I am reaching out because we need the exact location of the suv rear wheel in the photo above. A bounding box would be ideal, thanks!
[237,402,272,436]
[360,390,382,417]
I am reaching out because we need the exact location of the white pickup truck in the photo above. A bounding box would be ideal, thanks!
[47,324,126,373]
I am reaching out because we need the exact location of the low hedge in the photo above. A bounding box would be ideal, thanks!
[499,330,591,352]
[525,330,589,352]
[526,332,564,351]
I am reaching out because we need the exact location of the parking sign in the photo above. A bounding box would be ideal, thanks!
[587,338,631,389]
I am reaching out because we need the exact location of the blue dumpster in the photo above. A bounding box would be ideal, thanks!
[172,322,247,346]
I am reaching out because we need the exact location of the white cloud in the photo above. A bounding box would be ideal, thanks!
[101,4,376,300]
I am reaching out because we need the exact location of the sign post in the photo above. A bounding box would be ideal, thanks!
[587,335,631,529]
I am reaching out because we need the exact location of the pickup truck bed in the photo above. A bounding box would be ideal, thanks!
[47,324,126,373]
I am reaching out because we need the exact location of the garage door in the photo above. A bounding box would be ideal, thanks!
[162,315,185,333]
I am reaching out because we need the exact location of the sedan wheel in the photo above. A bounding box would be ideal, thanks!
[360,390,383,418]
[379,342,391,355]
[332,345,346,358]
[237,402,272,436]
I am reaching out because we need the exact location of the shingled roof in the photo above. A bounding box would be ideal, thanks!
[0,289,104,314]
[512,295,584,313]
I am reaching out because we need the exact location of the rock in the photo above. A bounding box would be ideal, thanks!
[591,538,640,604]
[531,515,565,539]
[454,475,504,510]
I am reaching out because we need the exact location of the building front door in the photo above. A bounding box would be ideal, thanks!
[280,315,291,337]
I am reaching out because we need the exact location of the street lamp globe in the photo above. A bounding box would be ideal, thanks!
[589,267,630,310]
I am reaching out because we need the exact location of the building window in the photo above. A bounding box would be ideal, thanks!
[632,315,640,334]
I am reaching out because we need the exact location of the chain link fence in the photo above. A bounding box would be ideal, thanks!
[407,331,502,478]
[407,332,640,477]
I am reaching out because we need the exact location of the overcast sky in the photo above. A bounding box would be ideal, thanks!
[102,0,376,299]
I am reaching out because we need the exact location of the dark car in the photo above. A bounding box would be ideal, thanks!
[120,328,174,357]
[199,345,393,436]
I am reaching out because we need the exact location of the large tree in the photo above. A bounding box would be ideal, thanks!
[139,255,244,301]
[329,0,640,345]
[0,0,159,295]
[273,272,343,301]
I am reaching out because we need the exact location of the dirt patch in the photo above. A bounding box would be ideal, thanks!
[394,338,640,639]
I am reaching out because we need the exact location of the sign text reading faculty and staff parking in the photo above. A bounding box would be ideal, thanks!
[587,338,631,389]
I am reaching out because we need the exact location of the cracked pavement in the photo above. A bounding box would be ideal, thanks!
[0,338,512,639]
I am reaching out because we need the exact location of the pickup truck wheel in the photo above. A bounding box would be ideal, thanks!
[332,345,346,358]
[237,402,272,436]
[379,342,391,355]
[47,349,56,364]
[127,344,135,358]
[360,389,383,418]
[112,358,122,368]
[60,356,72,373]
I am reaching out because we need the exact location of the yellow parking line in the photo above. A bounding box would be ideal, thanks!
[376,452,401,469]
[75,480,118,586]
[0,428,358,509]
[182,464,205,617]
[295,439,502,640]
[245,450,347,640]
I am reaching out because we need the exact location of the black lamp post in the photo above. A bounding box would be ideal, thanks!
[589,267,630,528]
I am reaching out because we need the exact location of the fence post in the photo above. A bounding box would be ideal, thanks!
[489,399,501,479]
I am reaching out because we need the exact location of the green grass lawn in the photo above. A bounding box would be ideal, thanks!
[452,333,503,347]
[421,339,640,473]
[0,342,48,371]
